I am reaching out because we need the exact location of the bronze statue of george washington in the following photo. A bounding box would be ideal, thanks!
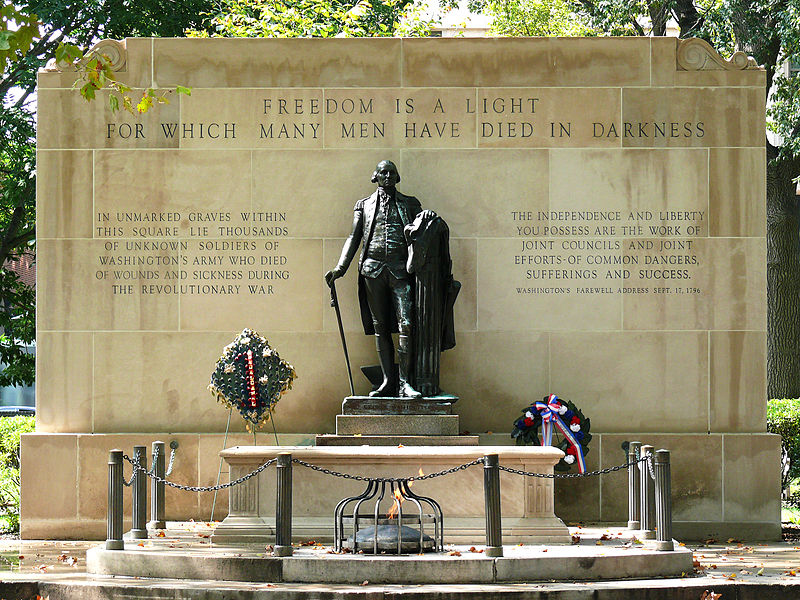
[325,160,458,399]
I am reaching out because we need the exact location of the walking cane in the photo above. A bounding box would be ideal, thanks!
[330,280,355,397]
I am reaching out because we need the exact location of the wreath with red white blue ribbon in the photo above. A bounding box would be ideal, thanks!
[511,394,591,473]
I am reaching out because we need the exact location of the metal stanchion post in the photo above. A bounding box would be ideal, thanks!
[628,441,641,530]
[654,449,674,551]
[274,452,293,557]
[149,441,166,530]
[106,450,124,550]
[639,444,656,539]
[483,454,503,557]
[130,445,148,539]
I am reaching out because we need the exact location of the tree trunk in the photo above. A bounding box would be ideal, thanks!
[766,145,800,398]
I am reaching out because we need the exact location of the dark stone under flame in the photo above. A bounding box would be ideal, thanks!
[345,524,435,553]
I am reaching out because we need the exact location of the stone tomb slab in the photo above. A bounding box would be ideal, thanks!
[212,445,569,545]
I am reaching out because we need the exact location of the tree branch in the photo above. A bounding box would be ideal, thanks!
[672,0,703,38]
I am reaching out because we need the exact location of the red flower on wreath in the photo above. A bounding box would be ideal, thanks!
[523,417,534,426]
[566,446,578,457]
[571,416,580,425]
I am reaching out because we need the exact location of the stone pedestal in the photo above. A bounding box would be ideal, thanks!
[342,396,457,415]
[336,414,459,435]
[316,395,480,446]
[316,434,478,446]
[211,446,570,545]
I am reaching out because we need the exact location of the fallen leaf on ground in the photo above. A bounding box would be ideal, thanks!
[448,550,462,556]
[155,531,166,537]
[699,591,722,600]
[727,538,742,544]
[595,541,604,546]
[571,535,581,544]
[599,534,611,540]
[360,580,369,586]
[757,568,764,576]
[468,547,484,553]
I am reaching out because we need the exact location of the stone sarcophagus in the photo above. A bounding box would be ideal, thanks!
[212,445,569,544]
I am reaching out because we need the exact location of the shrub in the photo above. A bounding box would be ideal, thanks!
[767,399,800,490]
[0,416,34,532]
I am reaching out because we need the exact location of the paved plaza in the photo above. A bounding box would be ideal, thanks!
[0,524,797,598]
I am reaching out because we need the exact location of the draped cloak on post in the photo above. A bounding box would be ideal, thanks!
[404,213,460,397]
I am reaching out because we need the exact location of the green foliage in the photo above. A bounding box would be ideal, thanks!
[767,398,800,489]
[0,104,36,387]
[0,4,39,72]
[483,0,594,36]
[0,270,35,388]
[188,0,435,39]
[569,0,651,35]
[55,43,192,115]
[0,416,34,532]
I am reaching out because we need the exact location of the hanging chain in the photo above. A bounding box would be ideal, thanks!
[120,451,650,491]
[122,453,276,492]
[149,446,160,476]
[646,451,656,480]
[291,458,483,483]
[165,446,177,477]
[497,454,650,479]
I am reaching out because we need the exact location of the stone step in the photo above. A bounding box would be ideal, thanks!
[30,577,792,600]
[85,542,692,585]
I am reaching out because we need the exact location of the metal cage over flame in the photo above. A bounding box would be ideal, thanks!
[334,479,444,554]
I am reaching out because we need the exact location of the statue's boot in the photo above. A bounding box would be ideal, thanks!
[369,333,396,397]
[397,335,422,399]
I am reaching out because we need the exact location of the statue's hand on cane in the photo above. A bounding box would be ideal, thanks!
[325,266,344,289]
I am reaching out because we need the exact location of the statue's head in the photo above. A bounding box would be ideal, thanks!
[371,160,400,188]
